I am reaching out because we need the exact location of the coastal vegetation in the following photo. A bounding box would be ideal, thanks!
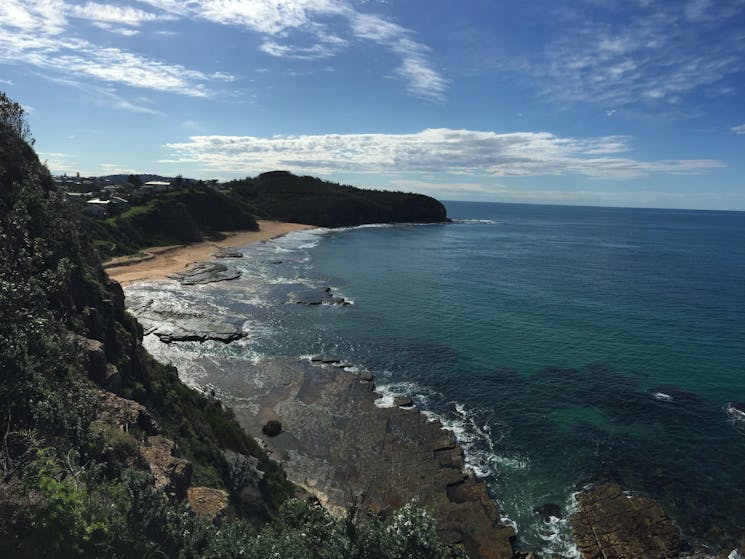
[0,93,465,557]
[227,170,449,227]
[85,186,259,258]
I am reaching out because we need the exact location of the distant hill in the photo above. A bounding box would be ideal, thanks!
[227,171,449,227]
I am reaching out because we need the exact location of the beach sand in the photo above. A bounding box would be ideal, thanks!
[105,220,313,286]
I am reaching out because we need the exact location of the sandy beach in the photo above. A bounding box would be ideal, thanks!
[105,220,313,286]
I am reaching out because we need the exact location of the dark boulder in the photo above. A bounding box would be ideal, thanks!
[262,420,282,437]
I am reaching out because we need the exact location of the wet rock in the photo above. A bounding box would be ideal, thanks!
[127,298,245,344]
[170,262,241,285]
[262,419,282,437]
[534,502,562,521]
[212,247,243,258]
[290,286,349,306]
[223,357,515,559]
[357,371,374,381]
[570,483,680,559]
[393,395,414,408]
[187,486,229,523]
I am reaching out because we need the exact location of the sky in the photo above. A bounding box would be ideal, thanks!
[1,0,744,210]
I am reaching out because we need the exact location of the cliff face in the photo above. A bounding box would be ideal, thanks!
[0,112,293,556]
[229,170,449,227]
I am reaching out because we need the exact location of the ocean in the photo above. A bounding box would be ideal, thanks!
[128,201,745,556]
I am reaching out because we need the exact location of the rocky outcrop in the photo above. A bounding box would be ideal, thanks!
[570,483,681,559]
[139,435,193,501]
[224,449,268,518]
[96,390,159,435]
[127,296,245,344]
[212,247,243,258]
[187,486,229,523]
[198,357,514,559]
[170,262,241,285]
[290,286,351,306]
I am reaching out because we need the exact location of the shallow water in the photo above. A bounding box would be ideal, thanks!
[128,202,745,555]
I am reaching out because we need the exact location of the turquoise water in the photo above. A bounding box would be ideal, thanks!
[133,202,745,555]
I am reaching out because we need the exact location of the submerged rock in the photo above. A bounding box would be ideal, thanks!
[570,483,680,559]
[534,502,563,521]
[290,286,350,306]
[170,262,241,285]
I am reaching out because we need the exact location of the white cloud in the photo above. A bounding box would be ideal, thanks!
[67,2,165,26]
[732,123,745,134]
[162,128,724,179]
[140,0,446,100]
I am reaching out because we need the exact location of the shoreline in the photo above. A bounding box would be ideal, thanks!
[105,220,313,286]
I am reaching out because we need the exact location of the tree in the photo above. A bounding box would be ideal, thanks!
[0,91,34,145]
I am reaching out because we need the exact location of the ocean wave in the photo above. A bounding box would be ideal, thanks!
[451,218,500,225]
[652,391,674,402]
[535,492,581,559]
[726,402,745,434]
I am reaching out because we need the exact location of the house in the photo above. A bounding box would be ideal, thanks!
[143,180,171,192]
[84,196,130,218]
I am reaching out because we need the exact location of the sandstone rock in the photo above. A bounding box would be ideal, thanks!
[187,486,229,523]
[170,262,241,285]
[96,390,158,435]
[127,296,245,344]
[224,357,515,559]
[139,435,193,501]
[212,247,243,258]
[393,395,414,407]
[262,419,282,437]
[570,483,681,559]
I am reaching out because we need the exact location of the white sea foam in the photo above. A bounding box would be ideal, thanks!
[653,391,674,402]
[451,218,500,225]
[523,490,581,559]
[726,402,745,421]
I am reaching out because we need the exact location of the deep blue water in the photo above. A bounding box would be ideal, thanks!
[131,202,745,556]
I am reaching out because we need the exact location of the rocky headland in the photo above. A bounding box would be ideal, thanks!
[170,354,516,559]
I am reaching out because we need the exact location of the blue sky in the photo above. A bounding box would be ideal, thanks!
[1,0,743,209]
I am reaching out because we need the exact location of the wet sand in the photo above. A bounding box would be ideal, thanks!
[105,221,313,286]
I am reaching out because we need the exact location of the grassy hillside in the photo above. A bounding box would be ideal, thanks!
[87,187,258,258]
[228,170,449,227]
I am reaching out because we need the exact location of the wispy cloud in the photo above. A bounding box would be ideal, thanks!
[0,0,232,96]
[732,123,745,134]
[140,0,446,100]
[162,128,724,179]
[533,0,745,108]
[67,2,166,26]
